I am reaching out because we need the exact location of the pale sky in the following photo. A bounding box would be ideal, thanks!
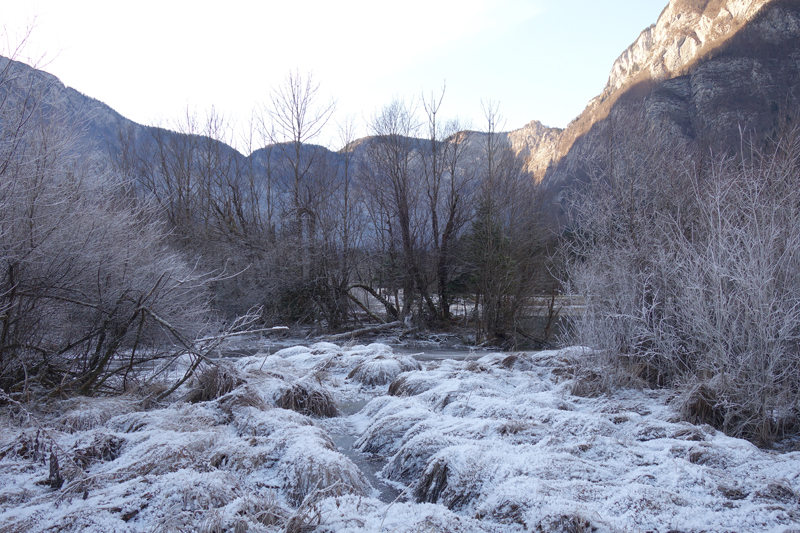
[4,0,667,150]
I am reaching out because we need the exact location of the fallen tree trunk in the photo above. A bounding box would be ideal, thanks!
[349,284,399,320]
[345,292,387,325]
[324,321,404,342]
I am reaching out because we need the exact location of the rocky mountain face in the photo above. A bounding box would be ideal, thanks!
[602,0,769,96]
[507,120,563,178]
[509,0,797,188]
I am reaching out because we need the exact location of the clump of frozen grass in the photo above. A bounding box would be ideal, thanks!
[355,398,434,455]
[383,432,463,484]
[241,492,290,528]
[217,384,270,415]
[463,360,491,374]
[72,431,125,469]
[106,401,230,434]
[231,405,312,437]
[348,354,421,387]
[284,483,359,533]
[276,380,339,417]
[678,382,726,429]
[570,369,608,398]
[279,441,371,505]
[388,373,439,397]
[185,363,243,403]
[413,445,497,510]
[567,350,652,398]
[415,457,450,504]
[120,378,172,410]
[498,353,535,371]
[310,494,496,533]
[121,429,223,477]
[535,513,598,533]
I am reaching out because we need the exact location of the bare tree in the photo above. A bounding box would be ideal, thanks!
[420,86,474,322]
[360,98,440,322]
[265,70,335,261]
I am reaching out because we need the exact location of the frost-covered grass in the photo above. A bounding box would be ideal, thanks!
[353,349,800,532]
[1,343,799,532]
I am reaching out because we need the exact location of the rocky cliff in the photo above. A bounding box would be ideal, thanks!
[602,0,769,96]
[510,0,792,185]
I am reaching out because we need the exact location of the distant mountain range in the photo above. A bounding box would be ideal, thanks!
[2,0,797,200]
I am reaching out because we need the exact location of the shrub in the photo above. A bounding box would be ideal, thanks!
[563,104,800,443]
[0,56,216,398]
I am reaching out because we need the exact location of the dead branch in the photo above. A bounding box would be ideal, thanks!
[323,321,403,342]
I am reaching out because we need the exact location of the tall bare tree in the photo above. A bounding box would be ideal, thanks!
[419,86,475,322]
[465,101,546,345]
[361,99,441,322]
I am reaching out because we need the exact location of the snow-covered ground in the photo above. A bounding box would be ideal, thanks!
[1,343,798,532]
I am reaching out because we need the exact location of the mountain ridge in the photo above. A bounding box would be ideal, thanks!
[507,0,782,183]
[1,0,795,194]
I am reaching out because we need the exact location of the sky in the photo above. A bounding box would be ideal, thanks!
[3,0,668,150]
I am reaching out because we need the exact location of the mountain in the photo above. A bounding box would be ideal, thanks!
[0,55,144,162]
[3,0,796,199]
[508,0,799,189]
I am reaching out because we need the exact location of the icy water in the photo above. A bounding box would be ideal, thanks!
[220,340,487,362]
[393,345,486,362]
[333,399,405,503]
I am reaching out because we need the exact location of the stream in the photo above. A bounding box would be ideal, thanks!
[323,346,488,503]
[221,338,487,503]
[331,399,404,503]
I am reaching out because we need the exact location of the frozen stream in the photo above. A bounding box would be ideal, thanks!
[328,399,404,503]
[322,346,490,503]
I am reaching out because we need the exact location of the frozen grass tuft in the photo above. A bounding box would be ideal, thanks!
[217,384,270,414]
[412,445,494,510]
[535,513,598,533]
[231,405,313,437]
[280,441,371,505]
[355,400,433,455]
[276,380,339,417]
[498,353,536,371]
[72,432,124,469]
[185,364,244,403]
[388,373,439,397]
[570,369,608,398]
[347,353,421,387]
[384,432,463,485]
[348,356,403,386]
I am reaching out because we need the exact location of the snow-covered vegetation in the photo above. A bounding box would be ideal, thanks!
[2,342,798,532]
[563,104,800,444]
[4,9,800,531]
